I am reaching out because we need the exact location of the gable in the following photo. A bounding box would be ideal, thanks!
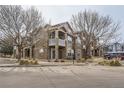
[59,22,74,35]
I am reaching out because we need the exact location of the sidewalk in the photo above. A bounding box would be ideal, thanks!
[0,60,89,67]
[1,57,124,67]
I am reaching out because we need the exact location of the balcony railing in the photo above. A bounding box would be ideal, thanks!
[49,39,56,46]
[49,39,65,46]
[58,39,65,46]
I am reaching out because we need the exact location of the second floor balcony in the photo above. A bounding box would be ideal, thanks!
[49,39,65,47]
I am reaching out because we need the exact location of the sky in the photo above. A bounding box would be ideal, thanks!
[25,5,124,40]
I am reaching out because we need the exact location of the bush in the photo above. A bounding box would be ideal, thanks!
[109,60,121,66]
[33,60,38,65]
[19,59,38,65]
[81,58,86,62]
[61,59,65,62]
[98,61,109,66]
[98,60,121,66]
[98,61,104,65]
[76,58,80,63]
[86,58,93,63]
[54,59,59,62]
[77,58,86,63]
[19,59,25,65]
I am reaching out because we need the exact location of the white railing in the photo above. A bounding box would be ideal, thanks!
[49,39,65,46]
[49,39,56,46]
[58,39,65,46]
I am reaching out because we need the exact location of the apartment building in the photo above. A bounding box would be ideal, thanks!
[16,22,82,61]
[104,42,124,55]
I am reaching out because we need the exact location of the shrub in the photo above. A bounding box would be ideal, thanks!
[98,60,121,66]
[61,59,65,62]
[77,58,81,63]
[98,61,104,65]
[19,59,25,65]
[33,60,38,65]
[81,58,86,63]
[98,61,109,66]
[19,59,38,65]
[54,59,59,62]
[86,58,93,63]
[77,58,86,63]
[109,60,121,66]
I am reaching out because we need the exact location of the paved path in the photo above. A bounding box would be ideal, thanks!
[0,58,17,64]
[0,66,124,88]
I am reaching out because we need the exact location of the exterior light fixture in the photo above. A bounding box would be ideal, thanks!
[83,45,86,49]
[39,48,44,53]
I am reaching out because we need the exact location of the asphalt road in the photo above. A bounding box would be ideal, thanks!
[0,66,124,88]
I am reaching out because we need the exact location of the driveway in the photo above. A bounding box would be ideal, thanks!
[0,65,124,88]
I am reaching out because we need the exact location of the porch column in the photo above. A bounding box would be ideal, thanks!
[55,30,59,61]
[65,33,68,58]
[23,48,25,58]
[30,47,32,59]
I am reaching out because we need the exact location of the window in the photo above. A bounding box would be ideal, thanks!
[67,36,72,47]
[68,53,71,56]
[67,35,72,41]
[49,32,55,39]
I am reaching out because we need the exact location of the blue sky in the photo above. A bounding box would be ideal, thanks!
[34,5,124,39]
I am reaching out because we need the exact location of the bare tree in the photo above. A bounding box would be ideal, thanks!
[23,6,45,35]
[0,5,45,61]
[71,10,120,59]
[0,5,24,61]
[22,6,45,59]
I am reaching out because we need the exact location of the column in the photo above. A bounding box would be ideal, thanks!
[30,47,32,59]
[23,48,25,58]
[65,33,68,58]
[55,30,59,61]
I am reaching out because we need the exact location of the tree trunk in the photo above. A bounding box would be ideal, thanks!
[17,46,22,62]
[83,47,91,60]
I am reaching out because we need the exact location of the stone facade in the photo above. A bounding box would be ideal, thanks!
[20,22,81,60]
[13,22,104,60]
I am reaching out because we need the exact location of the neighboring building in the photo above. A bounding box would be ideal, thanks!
[13,22,82,61]
[104,42,124,55]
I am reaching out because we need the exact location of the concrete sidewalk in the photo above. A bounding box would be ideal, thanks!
[0,57,89,67]
[0,62,88,67]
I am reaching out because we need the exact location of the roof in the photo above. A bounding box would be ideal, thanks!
[51,22,74,33]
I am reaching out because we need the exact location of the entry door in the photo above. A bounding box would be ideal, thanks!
[59,49,63,59]
[51,48,55,59]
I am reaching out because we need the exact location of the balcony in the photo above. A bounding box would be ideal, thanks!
[49,39,56,46]
[49,39,65,47]
[58,39,65,46]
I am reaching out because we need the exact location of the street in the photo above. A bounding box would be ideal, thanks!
[0,65,124,88]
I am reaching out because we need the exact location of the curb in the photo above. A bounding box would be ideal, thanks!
[0,64,87,67]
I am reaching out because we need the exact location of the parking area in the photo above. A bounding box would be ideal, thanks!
[0,65,124,88]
